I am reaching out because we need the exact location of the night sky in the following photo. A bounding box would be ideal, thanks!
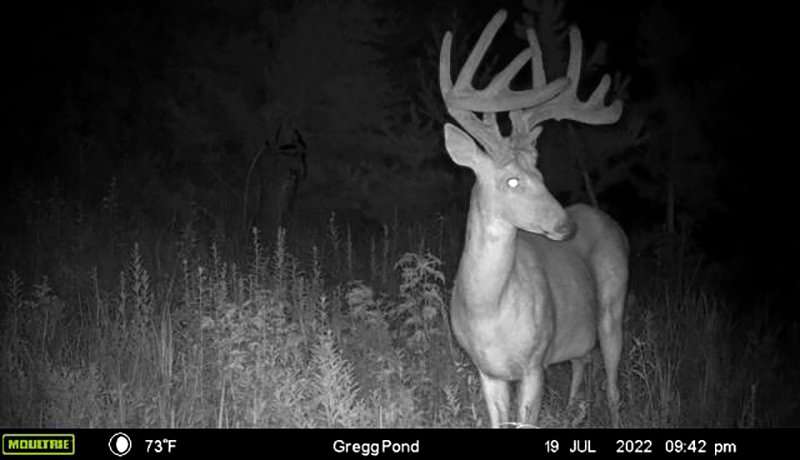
[3,0,797,314]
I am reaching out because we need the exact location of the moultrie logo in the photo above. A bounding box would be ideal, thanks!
[2,433,75,456]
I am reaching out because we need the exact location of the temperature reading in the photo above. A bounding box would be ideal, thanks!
[145,438,177,454]
[545,439,559,454]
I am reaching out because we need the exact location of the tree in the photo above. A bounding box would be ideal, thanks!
[165,0,410,232]
[515,0,646,208]
[632,2,719,235]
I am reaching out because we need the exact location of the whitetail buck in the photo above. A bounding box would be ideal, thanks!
[440,10,629,427]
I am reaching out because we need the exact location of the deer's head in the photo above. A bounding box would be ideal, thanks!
[440,10,622,240]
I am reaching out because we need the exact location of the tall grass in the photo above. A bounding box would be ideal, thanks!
[0,181,794,427]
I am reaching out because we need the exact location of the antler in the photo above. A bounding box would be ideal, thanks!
[520,26,623,130]
[439,10,568,162]
[439,10,623,163]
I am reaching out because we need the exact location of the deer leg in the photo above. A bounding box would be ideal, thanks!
[517,367,545,427]
[598,297,624,428]
[594,234,628,428]
[479,371,510,428]
[568,356,590,426]
[568,356,589,406]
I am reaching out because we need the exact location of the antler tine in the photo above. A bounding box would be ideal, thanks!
[440,9,568,114]
[454,9,507,92]
[439,31,455,96]
[440,10,571,163]
[522,26,623,130]
[526,28,546,89]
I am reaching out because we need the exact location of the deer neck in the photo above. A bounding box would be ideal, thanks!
[455,186,518,313]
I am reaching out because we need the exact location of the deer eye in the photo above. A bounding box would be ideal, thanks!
[507,177,520,188]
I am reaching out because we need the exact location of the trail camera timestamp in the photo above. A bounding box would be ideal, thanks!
[543,437,739,456]
[664,439,737,455]
[544,438,654,455]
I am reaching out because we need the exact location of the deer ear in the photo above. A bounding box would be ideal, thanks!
[444,123,482,168]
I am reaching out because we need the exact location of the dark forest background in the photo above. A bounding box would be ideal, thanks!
[1,0,797,428]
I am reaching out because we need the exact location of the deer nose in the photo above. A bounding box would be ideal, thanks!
[554,219,576,240]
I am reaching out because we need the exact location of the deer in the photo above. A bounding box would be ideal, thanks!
[440,10,629,428]
[243,123,308,234]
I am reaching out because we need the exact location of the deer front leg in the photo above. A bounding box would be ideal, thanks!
[517,367,545,427]
[479,371,510,428]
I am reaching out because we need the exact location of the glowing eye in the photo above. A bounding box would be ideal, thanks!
[507,177,520,188]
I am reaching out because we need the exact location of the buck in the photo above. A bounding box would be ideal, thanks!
[440,10,629,427]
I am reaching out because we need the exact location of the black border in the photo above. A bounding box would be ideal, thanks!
[0,428,796,459]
